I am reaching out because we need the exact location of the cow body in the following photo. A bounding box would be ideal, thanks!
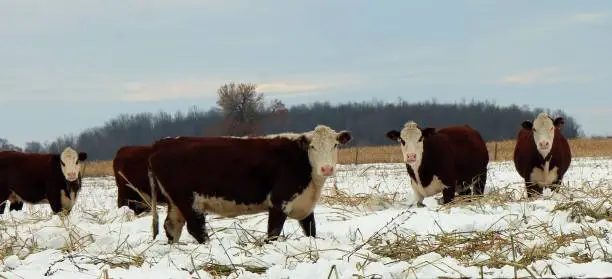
[148,125,352,244]
[113,145,167,215]
[513,112,572,197]
[386,121,489,206]
[0,147,88,215]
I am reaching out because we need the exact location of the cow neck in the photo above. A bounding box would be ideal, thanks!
[310,171,327,189]
[537,147,553,165]
[65,175,81,194]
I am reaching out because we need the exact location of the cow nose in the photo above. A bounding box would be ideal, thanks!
[320,166,334,176]
[538,141,550,149]
[406,153,417,162]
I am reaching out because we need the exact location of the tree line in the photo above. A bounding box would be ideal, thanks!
[1,82,583,160]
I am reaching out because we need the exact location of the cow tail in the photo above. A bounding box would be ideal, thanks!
[147,160,159,241]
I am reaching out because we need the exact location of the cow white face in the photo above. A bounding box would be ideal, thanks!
[531,112,556,157]
[58,147,88,182]
[303,125,352,177]
[386,121,429,166]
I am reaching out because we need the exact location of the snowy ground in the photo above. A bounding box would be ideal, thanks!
[1,157,611,279]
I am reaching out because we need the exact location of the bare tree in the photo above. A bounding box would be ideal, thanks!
[0,138,22,152]
[24,141,45,153]
[216,82,285,136]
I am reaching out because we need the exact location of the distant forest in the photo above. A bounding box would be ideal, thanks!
[1,82,583,160]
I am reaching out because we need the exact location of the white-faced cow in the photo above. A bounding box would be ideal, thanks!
[513,112,572,197]
[0,147,88,215]
[386,121,489,206]
[148,125,352,244]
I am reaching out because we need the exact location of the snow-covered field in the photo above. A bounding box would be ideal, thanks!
[1,157,611,279]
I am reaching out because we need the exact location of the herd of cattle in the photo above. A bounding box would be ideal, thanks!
[0,112,572,245]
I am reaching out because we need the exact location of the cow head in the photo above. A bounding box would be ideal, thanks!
[52,147,88,182]
[521,112,564,158]
[297,125,352,177]
[386,121,435,166]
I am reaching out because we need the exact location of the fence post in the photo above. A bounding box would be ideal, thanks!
[354,147,359,164]
[494,142,498,161]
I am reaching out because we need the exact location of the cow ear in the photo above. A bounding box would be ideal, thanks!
[421,128,436,138]
[386,130,401,141]
[296,135,310,150]
[78,152,88,161]
[553,117,564,128]
[336,131,352,144]
[521,121,533,130]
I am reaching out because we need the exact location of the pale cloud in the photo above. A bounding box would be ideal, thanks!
[119,73,360,102]
[257,82,323,93]
[570,12,609,24]
[498,67,597,85]
[500,67,562,85]
[120,78,224,102]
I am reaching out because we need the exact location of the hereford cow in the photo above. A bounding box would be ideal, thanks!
[148,125,352,244]
[386,121,489,206]
[513,112,572,197]
[0,147,88,215]
[113,145,169,215]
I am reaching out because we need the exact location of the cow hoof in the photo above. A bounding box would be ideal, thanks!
[416,201,426,208]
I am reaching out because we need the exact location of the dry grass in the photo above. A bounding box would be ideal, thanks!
[82,138,612,177]
[339,138,612,165]
[363,181,612,277]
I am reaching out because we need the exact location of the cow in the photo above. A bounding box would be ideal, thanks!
[147,125,352,244]
[113,136,246,215]
[386,121,489,206]
[113,145,168,216]
[513,112,572,197]
[0,147,88,215]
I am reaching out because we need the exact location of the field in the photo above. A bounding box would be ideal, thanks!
[1,153,611,278]
[81,138,612,177]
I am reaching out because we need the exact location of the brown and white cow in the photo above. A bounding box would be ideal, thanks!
[113,144,168,215]
[513,112,572,197]
[147,125,352,244]
[386,121,489,206]
[0,147,88,215]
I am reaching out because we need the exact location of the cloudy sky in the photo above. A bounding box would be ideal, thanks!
[1,0,611,148]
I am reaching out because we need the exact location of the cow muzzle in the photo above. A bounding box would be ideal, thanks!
[320,165,335,176]
[66,172,78,181]
[537,140,551,152]
[405,152,417,164]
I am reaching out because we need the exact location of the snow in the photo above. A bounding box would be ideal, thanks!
[1,157,611,278]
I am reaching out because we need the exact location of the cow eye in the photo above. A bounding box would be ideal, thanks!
[60,161,65,167]
[333,143,338,148]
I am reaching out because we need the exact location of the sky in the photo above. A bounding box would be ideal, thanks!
[1,0,611,148]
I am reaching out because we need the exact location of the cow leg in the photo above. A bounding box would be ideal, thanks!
[9,201,24,211]
[472,171,487,196]
[162,202,186,244]
[548,179,562,193]
[440,184,456,205]
[117,185,130,209]
[266,207,288,243]
[525,181,543,198]
[457,188,471,196]
[178,201,209,244]
[0,190,8,215]
[298,212,316,237]
[45,185,64,215]
[409,184,426,207]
